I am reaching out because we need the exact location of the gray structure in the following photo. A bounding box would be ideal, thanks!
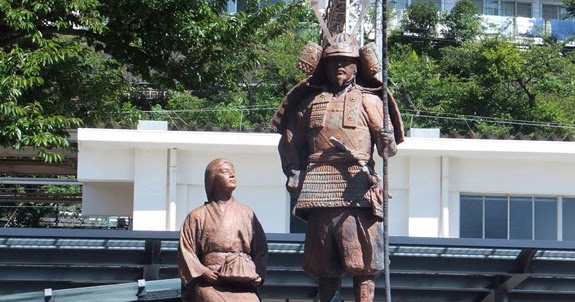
[2,228,575,301]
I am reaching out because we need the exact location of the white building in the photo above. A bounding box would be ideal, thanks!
[77,122,575,240]
[228,0,575,40]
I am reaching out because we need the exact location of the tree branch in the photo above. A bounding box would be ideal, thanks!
[517,77,535,105]
[0,27,92,48]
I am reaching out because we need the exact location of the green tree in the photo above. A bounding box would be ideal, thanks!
[1,0,129,160]
[393,1,441,55]
[390,37,575,136]
[242,25,318,127]
[0,202,58,228]
[96,0,309,95]
[0,179,82,228]
[158,22,316,130]
[159,2,315,130]
[564,0,575,18]
[0,0,307,159]
[442,0,482,43]
[160,93,244,129]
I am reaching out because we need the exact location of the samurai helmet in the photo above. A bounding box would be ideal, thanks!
[322,33,360,58]
[296,0,370,74]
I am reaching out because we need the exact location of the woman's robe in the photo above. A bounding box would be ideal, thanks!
[178,200,268,302]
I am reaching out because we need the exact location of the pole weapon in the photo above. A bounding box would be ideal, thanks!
[381,0,392,300]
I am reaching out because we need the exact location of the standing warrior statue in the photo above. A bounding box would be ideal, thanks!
[269,3,404,301]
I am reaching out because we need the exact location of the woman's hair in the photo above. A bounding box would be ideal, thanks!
[204,158,233,201]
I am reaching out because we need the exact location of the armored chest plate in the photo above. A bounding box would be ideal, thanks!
[306,89,372,155]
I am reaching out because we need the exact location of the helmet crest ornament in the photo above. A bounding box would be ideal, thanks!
[297,0,379,80]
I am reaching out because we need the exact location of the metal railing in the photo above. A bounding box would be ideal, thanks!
[3,228,575,301]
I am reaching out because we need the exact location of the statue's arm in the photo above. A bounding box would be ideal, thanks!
[177,213,210,287]
[278,103,308,194]
[364,93,397,158]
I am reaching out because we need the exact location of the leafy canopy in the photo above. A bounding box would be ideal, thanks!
[390,37,575,136]
[0,0,307,160]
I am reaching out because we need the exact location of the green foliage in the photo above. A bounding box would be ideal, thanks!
[0,102,81,162]
[0,202,58,228]
[161,4,316,130]
[0,0,126,160]
[565,0,575,18]
[394,1,440,54]
[0,177,82,228]
[389,43,441,111]
[0,0,310,159]
[96,0,310,95]
[3,0,573,146]
[164,93,228,128]
[401,1,440,38]
[390,37,575,136]
[37,43,130,126]
[240,25,317,126]
[442,0,482,43]
[118,102,145,129]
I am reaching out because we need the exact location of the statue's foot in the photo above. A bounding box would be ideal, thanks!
[353,275,375,302]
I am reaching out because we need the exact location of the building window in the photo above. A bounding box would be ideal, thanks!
[460,194,565,240]
[501,1,515,16]
[516,2,532,17]
[500,1,531,17]
[480,0,533,17]
[484,0,499,16]
[394,0,410,11]
[542,4,568,21]
[472,0,484,14]
[563,198,575,240]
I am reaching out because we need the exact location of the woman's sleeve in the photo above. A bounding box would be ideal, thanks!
[250,214,269,285]
[178,212,210,286]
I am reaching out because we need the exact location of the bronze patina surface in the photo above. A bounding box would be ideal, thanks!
[270,32,403,302]
[177,158,268,302]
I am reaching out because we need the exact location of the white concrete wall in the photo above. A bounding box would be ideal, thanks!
[132,148,168,230]
[174,149,287,233]
[407,157,441,237]
[82,182,133,216]
[77,128,575,237]
[387,157,409,236]
[77,148,134,182]
[77,128,287,232]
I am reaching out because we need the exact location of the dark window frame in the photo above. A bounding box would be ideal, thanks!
[460,194,568,240]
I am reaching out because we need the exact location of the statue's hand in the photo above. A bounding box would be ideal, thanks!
[286,169,304,194]
[251,276,262,287]
[202,270,219,285]
[378,130,397,157]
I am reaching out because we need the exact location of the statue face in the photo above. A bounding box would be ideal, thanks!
[212,162,237,192]
[325,56,357,87]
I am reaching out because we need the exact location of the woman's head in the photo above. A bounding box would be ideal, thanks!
[204,158,236,201]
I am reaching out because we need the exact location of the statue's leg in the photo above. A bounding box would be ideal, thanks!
[353,275,375,302]
[318,277,341,302]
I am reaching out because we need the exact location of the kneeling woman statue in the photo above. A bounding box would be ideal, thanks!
[178,158,268,302]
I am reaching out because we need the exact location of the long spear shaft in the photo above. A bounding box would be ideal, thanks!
[380,0,392,300]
